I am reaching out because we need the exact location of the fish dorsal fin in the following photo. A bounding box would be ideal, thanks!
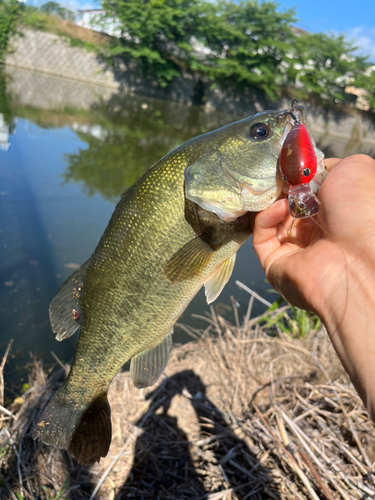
[130,330,173,389]
[204,254,236,305]
[164,236,214,282]
[49,260,90,341]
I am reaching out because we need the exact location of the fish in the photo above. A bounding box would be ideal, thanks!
[279,101,322,218]
[33,103,324,466]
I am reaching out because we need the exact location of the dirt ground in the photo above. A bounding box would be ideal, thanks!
[1,304,374,500]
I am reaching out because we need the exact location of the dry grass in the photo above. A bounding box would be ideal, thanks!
[1,294,374,500]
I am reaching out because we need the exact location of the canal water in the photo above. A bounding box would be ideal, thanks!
[1,67,375,391]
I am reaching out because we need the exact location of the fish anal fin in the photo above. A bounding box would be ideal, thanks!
[205,254,236,304]
[164,236,214,282]
[49,260,90,341]
[131,330,173,389]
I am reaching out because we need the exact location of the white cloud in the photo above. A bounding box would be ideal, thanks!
[346,26,375,62]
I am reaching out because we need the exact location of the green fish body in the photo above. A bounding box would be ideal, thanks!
[33,104,323,465]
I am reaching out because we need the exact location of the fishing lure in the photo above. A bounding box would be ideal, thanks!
[279,107,320,219]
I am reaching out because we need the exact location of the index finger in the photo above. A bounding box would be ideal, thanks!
[252,199,289,268]
[324,157,342,173]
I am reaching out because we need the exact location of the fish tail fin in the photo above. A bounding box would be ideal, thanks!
[33,388,111,466]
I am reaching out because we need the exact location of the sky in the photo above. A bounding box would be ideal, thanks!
[26,0,375,62]
[279,0,375,61]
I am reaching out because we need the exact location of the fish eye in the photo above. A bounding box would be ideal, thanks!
[250,123,270,140]
[303,168,311,177]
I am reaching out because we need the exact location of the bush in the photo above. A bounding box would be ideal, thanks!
[0,0,20,62]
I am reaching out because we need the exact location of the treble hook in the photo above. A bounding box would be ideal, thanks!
[277,98,300,124]
[291,98,299,108]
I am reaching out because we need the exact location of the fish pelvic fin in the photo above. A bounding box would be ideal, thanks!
[49,260,90,341]
[33,388,111,466]
[164,235,214,282]
[130,330,173,389]
[205,253,236,305]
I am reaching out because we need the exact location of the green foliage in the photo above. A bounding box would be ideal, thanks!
[63,109,179,200]
[255,297,321,338]
[41,474,69,500]
[287,32,373,106]
[0,0,20,62]
[288,305,321,337]
[192,0,297,100]
[20,6,49,31]
[101,0,375,109]
[101,0,205,87]
[0,68,15,123]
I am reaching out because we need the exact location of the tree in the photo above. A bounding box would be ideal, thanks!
[40,1,60,14]
[40,1,75,21]
[101,0,208,87]
[286,32,374,106]
[193,0,297,99]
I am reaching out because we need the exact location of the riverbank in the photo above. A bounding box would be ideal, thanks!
[1,301,374,500]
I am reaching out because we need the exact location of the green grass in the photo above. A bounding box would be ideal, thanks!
[255,296,321,338]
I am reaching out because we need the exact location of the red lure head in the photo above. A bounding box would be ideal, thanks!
[279,123,317,186]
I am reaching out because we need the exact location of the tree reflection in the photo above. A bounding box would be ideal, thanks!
[63,121,175,201]
[63,94,233,201]
[0,69,16,125]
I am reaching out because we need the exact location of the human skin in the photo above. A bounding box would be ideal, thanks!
[250,154,375,418]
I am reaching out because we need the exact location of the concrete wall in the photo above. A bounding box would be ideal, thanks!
[6,28,118,89]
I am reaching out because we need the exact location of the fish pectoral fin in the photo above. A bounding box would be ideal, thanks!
[130,330,173,389]
[164,235,214,282]
[204,254,236,305]
[49,260,90,341]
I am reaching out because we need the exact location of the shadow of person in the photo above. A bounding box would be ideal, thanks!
[116,370,279,500]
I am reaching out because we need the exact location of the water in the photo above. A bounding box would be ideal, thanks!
[1,67,375,387]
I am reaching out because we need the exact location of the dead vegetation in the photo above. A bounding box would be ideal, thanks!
[1,289,374,500]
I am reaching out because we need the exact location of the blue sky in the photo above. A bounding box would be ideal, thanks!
[279,0,375,61]
[27,0,375,62]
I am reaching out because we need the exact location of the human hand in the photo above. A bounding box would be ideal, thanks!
[252,154,375,414]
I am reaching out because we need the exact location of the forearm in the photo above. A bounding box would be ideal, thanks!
[317,256,375,419]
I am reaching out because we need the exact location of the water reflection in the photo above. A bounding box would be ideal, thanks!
[63,92,238,200]
[1,67,375,395]
[0,71,17,151]
[0,114,16,151]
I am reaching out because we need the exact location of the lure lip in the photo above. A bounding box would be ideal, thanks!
[288,183,320,219]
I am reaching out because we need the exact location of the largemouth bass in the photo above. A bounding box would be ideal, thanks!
[33,104,323,466]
